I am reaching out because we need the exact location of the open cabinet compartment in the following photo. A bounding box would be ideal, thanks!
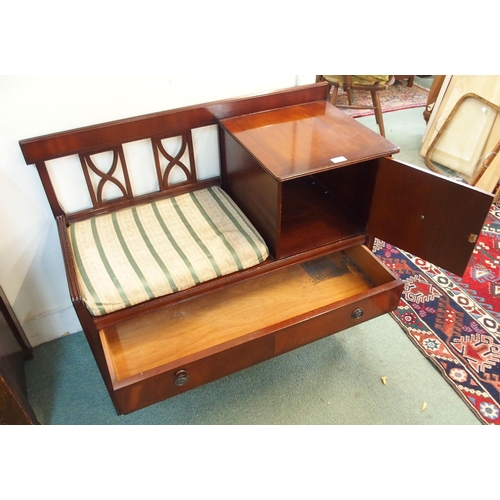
[278,174,365,258]
[279,160,380,257]
[219,101,399,261]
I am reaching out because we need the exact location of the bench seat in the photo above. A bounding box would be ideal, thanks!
[68,186,269,316]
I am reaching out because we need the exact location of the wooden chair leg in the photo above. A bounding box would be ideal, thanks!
[329,85,339,104]
[371,90,385,137]
[346,88,354,105]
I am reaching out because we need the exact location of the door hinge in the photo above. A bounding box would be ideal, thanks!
[468,234,478,244]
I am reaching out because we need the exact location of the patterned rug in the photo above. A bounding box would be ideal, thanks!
[373,203,500,425]
[333,80,429,118]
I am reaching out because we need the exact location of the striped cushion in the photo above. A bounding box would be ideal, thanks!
[68,186,269,316]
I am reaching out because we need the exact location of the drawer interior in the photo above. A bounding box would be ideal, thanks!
[100,246,398,385]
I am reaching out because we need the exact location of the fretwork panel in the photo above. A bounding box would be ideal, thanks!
[152,131,197,191]
[79,146,133,208]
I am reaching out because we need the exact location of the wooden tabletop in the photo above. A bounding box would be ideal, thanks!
[220,101,400,180]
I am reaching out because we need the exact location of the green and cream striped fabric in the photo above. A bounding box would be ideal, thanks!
[68,186,269,316]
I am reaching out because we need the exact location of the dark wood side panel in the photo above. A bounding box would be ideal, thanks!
[19,83,329,165]
[0,287,39,424]
[368,157,493,276]
[221,129,280,258]
[0,287,32,362]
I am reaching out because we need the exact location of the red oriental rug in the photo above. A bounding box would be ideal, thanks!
[333,80,429,118]
[373,203,500,425]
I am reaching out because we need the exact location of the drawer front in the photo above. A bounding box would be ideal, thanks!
[274,283,402,355]
[113,334,275,415]
[113,285,401,414]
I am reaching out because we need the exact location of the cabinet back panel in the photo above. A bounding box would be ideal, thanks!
[313,160,379,230]
[279,176,366,258]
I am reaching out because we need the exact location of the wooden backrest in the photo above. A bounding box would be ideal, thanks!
[19,82,328,222]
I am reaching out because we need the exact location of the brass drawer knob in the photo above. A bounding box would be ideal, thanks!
[174,369,189,386]
[351,308,364,320]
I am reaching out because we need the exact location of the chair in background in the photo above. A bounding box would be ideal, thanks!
[316,75,393,137]
[394,75,415,87]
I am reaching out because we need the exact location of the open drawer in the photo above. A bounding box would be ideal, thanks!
[100,245,403,414]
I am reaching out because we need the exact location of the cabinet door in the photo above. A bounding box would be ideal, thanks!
[367,157,493,276]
